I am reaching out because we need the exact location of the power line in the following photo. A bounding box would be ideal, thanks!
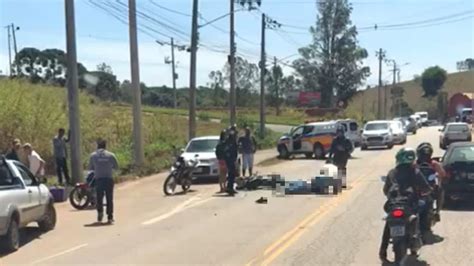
[148,0,191,17]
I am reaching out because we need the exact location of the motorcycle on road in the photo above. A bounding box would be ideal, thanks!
[163,150,198,196]
[384,190,423,264]
[69,171,97,210]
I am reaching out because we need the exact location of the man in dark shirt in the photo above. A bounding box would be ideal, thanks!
[328,126,352,188]
[5,139,21,161]
[53,128,71,185]
[225,127,239,196]
[238,127,257,177]
[215,130,228,193]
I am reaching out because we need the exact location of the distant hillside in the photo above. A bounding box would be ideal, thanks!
[347,70,474,119]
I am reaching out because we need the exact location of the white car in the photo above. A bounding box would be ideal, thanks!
[410,114,422,128]
[0,156,56,252]
[361,121,395,150]
[390,120,407,144]
[181,136,240,180]
[415,111,429,126]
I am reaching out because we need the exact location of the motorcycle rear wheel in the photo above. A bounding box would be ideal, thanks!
[164,174,178,196]
[393,240,407,264]
[181,178,192,193]
[69,187,92,210]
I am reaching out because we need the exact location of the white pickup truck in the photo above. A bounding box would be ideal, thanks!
[0,156,56,252]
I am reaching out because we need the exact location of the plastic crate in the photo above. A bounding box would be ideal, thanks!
[49,187,67,202]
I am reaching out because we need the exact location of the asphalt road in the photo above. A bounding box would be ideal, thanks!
[2,126,473,265]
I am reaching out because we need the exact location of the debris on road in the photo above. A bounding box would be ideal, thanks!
[256,197,268,204]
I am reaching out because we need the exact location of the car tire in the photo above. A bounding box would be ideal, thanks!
[313,143,325,159]
[278,145,290,159]
[38,203,57,232]
[1,217,20,252]
[401,138,407,145]
[387,143,394,149]
[361,144,368,151]
[413,130,417,135]
[305,153,313,159]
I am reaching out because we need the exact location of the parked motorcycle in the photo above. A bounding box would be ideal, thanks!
[163,150,198,196]
[384,188,423,264]
[69,171,96,210]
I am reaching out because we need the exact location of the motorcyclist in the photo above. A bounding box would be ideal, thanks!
[379,148,432,262]
[328,125,353,188]
[416,142,446,224]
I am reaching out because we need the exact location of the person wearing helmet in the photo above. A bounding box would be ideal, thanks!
[328,125,353,188]
[416,142,446,225]
[215,129,228,193]
[379,147,431,262]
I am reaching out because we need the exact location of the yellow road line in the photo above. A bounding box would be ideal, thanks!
[248,167,378,266]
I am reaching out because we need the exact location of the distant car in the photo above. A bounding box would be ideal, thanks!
[181,136,240,179]
[415,111,429,126]
[337,119,361,147]
[440,142,474,204]
[0,156,56,252]
[410,114,422,128]
[461,107,472,123]
[361,120,394,150]
[439,123,472,149]
[395,117,417,134]
[389,120,407,144]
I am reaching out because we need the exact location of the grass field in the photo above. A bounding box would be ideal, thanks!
[0,79,280,182]
[346,70,474,119]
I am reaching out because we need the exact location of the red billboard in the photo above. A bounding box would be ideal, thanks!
[298,92,321,106]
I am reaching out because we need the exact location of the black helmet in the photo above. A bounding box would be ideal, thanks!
[416,142,433,161]
[219,129,227,141]
[336,125,345,135]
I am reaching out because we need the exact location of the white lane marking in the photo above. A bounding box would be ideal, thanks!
[142,195,204,226]
[31,243,88,265]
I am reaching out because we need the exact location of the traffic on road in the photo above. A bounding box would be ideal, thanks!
[1,115,473,265]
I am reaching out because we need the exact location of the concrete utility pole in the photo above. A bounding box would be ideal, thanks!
[259,13,266,138]
[128,0,144,166]
[168,38,178,109]
[376,48,385,120]
[64,0,82,183]
[229,0,237,126]
[189,0,198,139]
[11,23,19,75]
[274,56,280,116]
[6,26,12,76]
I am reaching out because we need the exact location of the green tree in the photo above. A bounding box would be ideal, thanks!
[97,62,113,74]
[208,70,226,106]
[266,63,284,115]
[293,0,370,107]
[223,56,260,107]
[421,66,448,97]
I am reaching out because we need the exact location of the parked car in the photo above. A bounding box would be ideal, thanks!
[395,117,417,134]
[439,123,472,149]
[337,119,361,147]
[389,120,407,144]
[0,156,56,252]
[180,136,240,180]
[439,142,474,205]
[361,120,394,150]
[461,107,472,123]
[415,111,429,126]
[277,121,354,159]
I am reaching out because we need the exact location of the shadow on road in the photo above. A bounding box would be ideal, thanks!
[423,231,444,246]
[84,222,113,227]
[444,200,474,211]
[0,227,43,257]
[381,255,428,266]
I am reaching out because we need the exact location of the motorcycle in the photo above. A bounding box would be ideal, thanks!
[384,187,423,264]
[163,151,199,196]
[69,171,96,210]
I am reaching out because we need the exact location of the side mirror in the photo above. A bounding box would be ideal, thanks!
[180,148,185,154]
[380,176,387,182]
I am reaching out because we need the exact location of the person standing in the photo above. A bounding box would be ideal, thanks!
[238,127,257,177]
[53,128,71,185]
[88,139,119,224]
[6,139,21,161]
[328,125,353,188]
[23,143,45,178]
[215,130,227,193]
[224,127,239,196]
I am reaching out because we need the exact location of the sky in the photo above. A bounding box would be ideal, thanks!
[1,0,473,89]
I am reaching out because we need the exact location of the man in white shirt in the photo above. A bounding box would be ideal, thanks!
[23,143,45,177]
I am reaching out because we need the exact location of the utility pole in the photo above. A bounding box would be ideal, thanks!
[170,38,177,109]
[65,0,82,183]
[376,49,385,120]
[6,26,12,76]
[259,13,266,138]
[274,56,280,116]
[189,0,198,139]
[229,0,236,126]
[11,23,19,75]
[128,0,144,166]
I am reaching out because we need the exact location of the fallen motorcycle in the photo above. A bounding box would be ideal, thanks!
[69,171,96,210]
[163,152,198,196]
